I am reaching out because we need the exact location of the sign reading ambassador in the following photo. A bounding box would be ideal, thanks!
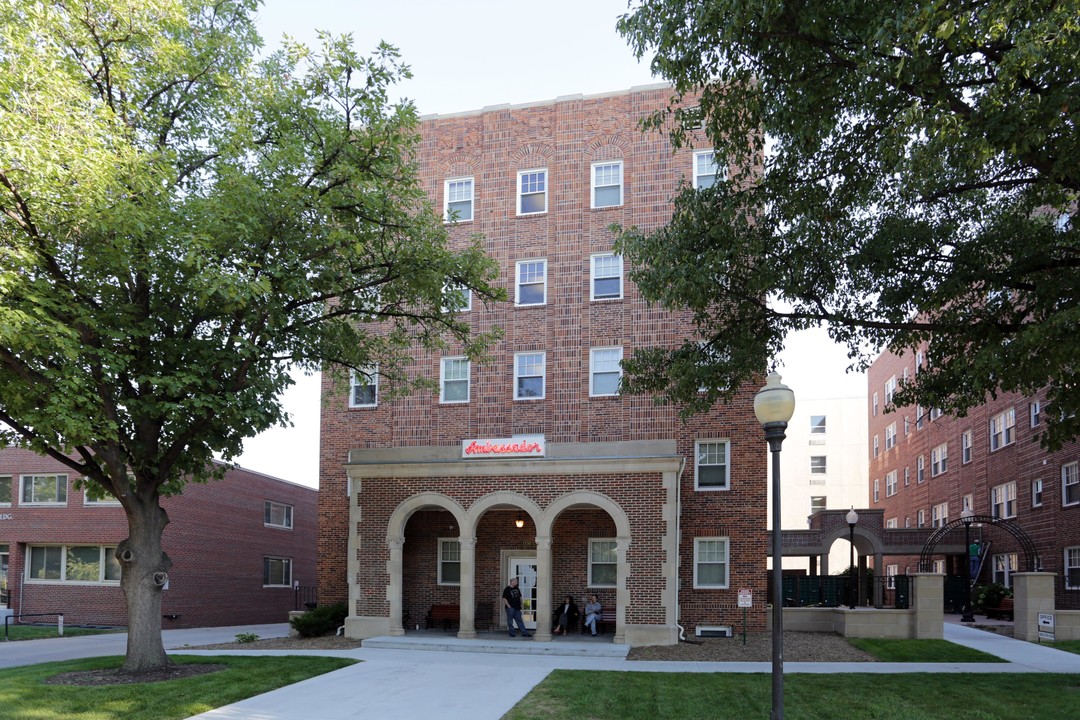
[462,434,546,459]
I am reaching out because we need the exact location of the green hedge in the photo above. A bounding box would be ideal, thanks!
[290,601,349,638]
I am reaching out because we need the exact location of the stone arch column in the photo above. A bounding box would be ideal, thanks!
[534,535,553,640]
[614,535,631,644]
[387,537,405,636]
[457,536,477,639]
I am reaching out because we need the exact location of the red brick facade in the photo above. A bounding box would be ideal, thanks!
[318,85,770,644]
[868,347,1080,607]
[0,447,317,628]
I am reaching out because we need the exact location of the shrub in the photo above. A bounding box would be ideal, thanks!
[973,583,1012,611]
[235,632,260,643]
[290,601,348,638]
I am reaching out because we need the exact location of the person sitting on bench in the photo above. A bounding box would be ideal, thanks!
[583,594,602,636]
[552,595,578,635]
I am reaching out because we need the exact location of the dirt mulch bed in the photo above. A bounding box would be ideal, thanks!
[628,632,877,663]
[45,663,226,686]
[182,635,363,651]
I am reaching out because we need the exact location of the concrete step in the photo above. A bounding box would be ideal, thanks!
[362,633,628,658]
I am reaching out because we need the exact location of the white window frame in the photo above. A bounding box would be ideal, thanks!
[693,537,730,589]
[444,177,474,222]
[1030,401,1041,427]
[885,423,897,450]
[588,539,617,588]
[514,352,546,400]
[25,544,120,584]
[904,467,910,486]
[440,356,471,404]
[1066,546,1080,590]
[1032,479,1043,508]
[962,494,974,512]
[349,366,379,408]
[590,253,623,301]
[884,376,897,405]
[263,556,292,587]
[931,443,948,476]
[917,509,926,527]
[932,559,945,574]
[442,283,472,313]
[873,435,879,458]
[83,482,122,506]
[438,538,461,586]
[0,474,10,507]
[692,150,722,189]
[810,496,827,514]
[515,259,547,306]
[591,161,623,208]
[810,415,827,436]
[992,553,1017,588]
[1063,461,1079,506]
[873,478,880,502]
[886,564,898,589]
[873,392,879,416]
[20,474,68,506]
[989,408,1016,451]
[961,429,973,464]
[264,500,294,529]
[917,456,925,483]
[931,502,949,528]
[589,346,622,397]
[809,455,827,476]
[517,168,547,215]
[885,470,897,497]
[991,481,1018,519]
[695,440,730,491]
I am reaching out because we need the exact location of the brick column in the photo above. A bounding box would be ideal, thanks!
[1012,572,1055,643]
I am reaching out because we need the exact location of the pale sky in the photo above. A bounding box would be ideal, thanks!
[233,0,867,488]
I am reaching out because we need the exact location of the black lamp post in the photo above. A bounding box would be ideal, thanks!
[754,371,795,720]
[846,508,859,609]
[961,508,976,623]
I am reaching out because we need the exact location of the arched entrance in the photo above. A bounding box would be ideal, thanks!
[918,515,1041,572]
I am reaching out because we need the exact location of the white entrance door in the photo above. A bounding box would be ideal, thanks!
[508,557,538,630]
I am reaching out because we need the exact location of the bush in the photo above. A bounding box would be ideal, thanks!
[235,632,259,643]
[290,601,348,638]
[973,583,1012,611]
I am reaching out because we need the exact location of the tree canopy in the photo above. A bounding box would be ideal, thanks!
[616,0,1079,448]
[0,0,500,670]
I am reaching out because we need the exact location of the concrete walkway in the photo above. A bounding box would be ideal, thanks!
[4,621,1080,719]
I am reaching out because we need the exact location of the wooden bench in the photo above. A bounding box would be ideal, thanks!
[426,604,460,631]
[984,597,1014,620]
[583,608,616,635]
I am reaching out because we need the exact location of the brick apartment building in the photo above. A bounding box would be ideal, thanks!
[0,447,317,628]
[317,84,770,646]
[868,347,1080,608]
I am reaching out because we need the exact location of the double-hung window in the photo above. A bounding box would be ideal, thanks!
[515,259,547,306]
[20,475,67,505]
[1030,401,1041,427]
[438,539,461,585]
[517,169,547,215]
[589,539,617,587]
[693,537,730,588]
[809,455,827,478]
[917,456,925,483]
[263,557,292,587]
[961,430,973,464]
[1063,461,1079,506]
[873,435,879,458]
[442,283,472,313]
[589,347,622,396]
[1066,547,1080,590]
[440,357,470,403]
[931,443,948,476]
[692,150,721,189]
[884,376,897,405]
[590,254,623,300]
[904,467,911,486]
[810,415,826,442]
[885,423,897,450]
[349,366,378,408]
[991,481,1017,518]
[1032,479,1044,507]
[264,500,293,529]
[931,502,949,528]
[990,408,1016,451]
[993,553,1017,588]
[695,440,730,490]
[0,475,10,506]
[873,478,879,502]
[514,352,545,400]
[917,509,926,527]
[591,161,623,208]
[885,470,897,497]
[444,177,474,221]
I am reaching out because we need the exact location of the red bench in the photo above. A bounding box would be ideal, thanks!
[583,608,616,634]
[426,604,460,631]
[984,597,1014,620]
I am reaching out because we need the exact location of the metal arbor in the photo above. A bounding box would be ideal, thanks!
[918,515,1040,572]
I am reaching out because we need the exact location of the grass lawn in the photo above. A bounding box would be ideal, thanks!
[3,625,123,641]
[1052,640,1080,656]
[0,654,355,720]
[849,637,1004,662]
[506,671,1080,720]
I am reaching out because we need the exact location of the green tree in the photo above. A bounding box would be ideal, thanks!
[0,0,501,672]
[616,1,1079,447]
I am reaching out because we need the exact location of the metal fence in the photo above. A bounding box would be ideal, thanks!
[294,585,318,611]
[775,575,910,609]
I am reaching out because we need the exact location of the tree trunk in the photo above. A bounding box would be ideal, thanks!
[118,497,173,673]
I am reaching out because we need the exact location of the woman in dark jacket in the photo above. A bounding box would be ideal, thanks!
[552,595,579,635]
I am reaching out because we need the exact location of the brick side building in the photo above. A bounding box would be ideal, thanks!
[317,84,771,646]
[868,347,1080,607]
[0,447,317,628]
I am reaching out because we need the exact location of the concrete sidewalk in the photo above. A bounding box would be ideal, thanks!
[4,621,1080,719]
